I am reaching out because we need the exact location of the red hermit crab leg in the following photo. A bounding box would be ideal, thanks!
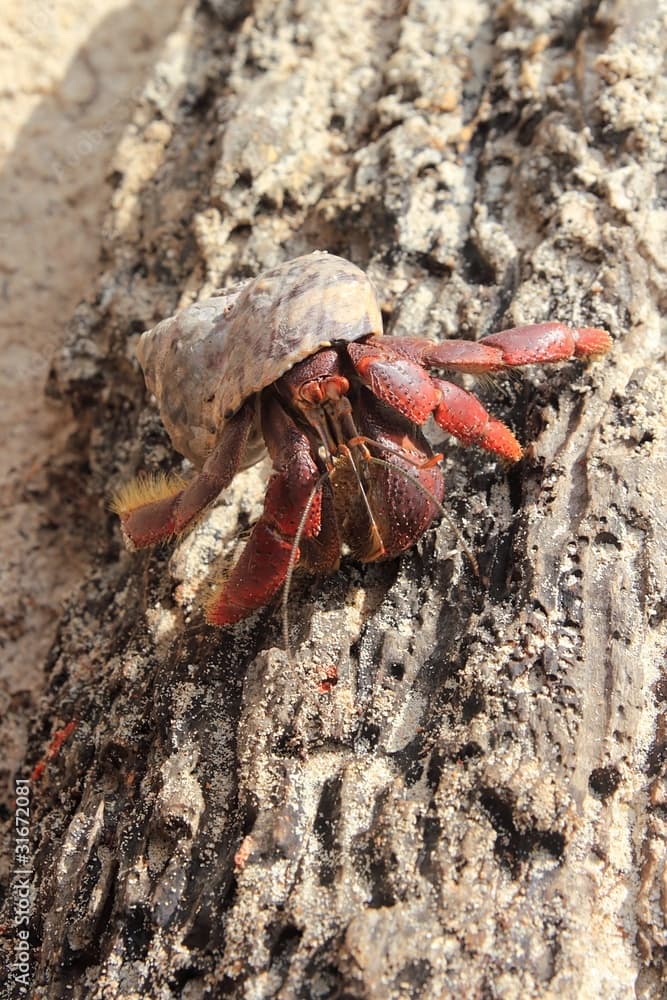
[347,338,521,461]
[348,321,611,463]
[478,322,612,364]
[112,401,254,548]
[206,395,329,626]
[377,321,611,372]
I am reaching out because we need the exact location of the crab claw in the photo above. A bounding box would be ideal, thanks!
[433,381,523,462]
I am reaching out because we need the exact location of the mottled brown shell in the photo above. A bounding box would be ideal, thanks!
[136,252,383,466]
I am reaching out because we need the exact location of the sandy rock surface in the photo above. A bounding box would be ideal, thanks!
[1,1,666,997]
[0,0,186,812]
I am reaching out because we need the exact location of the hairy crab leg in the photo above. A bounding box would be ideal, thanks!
[112,401,254,548]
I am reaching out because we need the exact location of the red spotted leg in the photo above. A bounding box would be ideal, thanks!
[112,400,255,548]
[348,321,612,462]
[206,394,337,626]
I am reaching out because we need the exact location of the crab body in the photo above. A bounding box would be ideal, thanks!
[113,252,611,626]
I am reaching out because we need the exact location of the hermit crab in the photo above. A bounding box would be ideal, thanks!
[113,251,611,626]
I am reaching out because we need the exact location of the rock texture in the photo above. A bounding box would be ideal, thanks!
[3,0,666,997]
[0,0,187,835]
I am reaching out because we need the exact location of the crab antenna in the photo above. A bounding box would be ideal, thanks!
[365,455,480,577]
[341,441,387,559]
[282,468,334,662]
[310,406,384,560]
